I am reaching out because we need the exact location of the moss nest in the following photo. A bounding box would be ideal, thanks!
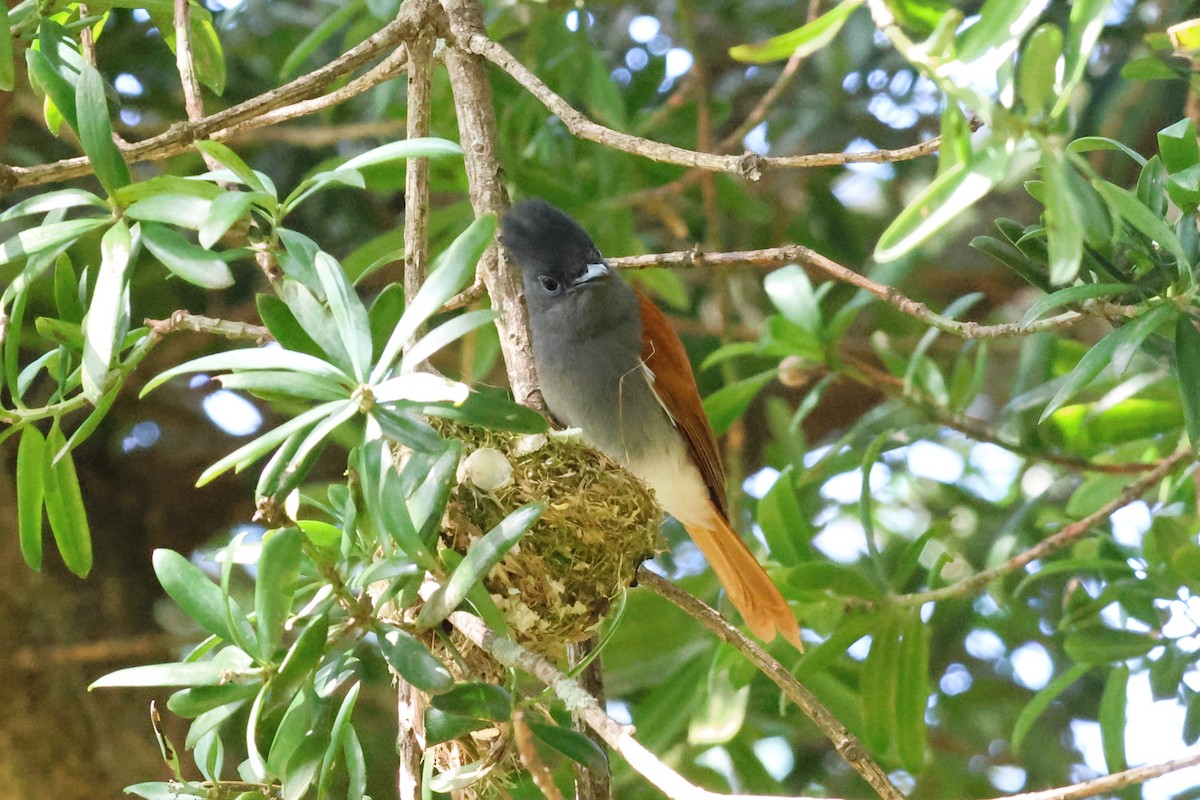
[436,420,663,651]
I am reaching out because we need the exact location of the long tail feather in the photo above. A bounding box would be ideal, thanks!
[686,516,802,650]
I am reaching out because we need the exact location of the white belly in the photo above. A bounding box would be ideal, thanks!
[625,435,718,529]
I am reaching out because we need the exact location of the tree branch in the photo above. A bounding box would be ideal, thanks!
[441,0,542,409]
[1,3,425,193]
[467,35,954,180]
[635,569,906,800]
[894,447,1193,606]
[144,310,272,343]
[446,608,837,800]
[607,245,1110,339]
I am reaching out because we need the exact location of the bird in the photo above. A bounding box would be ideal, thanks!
[500,199,802,649]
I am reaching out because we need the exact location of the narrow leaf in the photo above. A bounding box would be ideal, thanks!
[1099,665,1129,773]
[415,503,544,628]
[255,528,302,658]
[153,548,256,646]
[75,63,130,194]
[380,628,454,693]
[42,425,92,576]
[82,220,133,402]
[729,0,863,63]
[1175,313,1200,444]
[141,222,234,289]
[16,426,46,570]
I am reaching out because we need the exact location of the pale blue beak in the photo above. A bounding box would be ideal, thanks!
[574,262,610,286]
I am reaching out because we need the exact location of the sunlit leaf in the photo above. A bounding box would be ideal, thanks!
[729,0,863,63]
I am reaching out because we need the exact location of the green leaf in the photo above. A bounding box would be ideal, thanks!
[416,503,544,628]
[368,283,406,359]
[194,141,268,194]
[1099,665,1129,773]
[255,294,322,357]
[153,549,257,646]
[343,728,366,800]
[1093,178,1190,272]
[16,426,46,570]
[764,264,821,334]
[400,309,500,374]
[0,4,13,92]
[1012,663,1091,753]
[413,389,548,434]
[313,252,372,380]
[1040,323,1135,422]
[430,682,513,722]
[215,371,346,402]
[274,614,329,696]
[875,145,1012,262]
[861,609,901,754]
[280,279,355,375]
[372,214,495,383]
[1055,0,1114,114]
[957,0,1050,66]
[82,220,133,402]
[75,63,130,194]
[728,0,863,63]
[280,0,364,78]
[424,709,490,746]
[91,661,244,688]
[167,683,260,718]
[526,721,609,773]
[142,349,350,396]
[195,400,349,487]
[141,222,235,289]
[1063,627,1157,663]
[125,193,215,229]
[1158,118,1200,174]
[255,528,302,658]
[1022,282,1128,326]
[1042,147,1084,285]
[379,628,454,693]
[1068,136,1148,165]
[755,465,806,566]
[318,683,361,799]
[1176,313,1200,444]
[1018,24,1063,116]
[1110,303,1174,374]
[340,137,464,171]
[0,218,108,269]
[0,188,107,221]
[25,46,78,132]
[42,425,92,577]
[199,191,254,249]
[151,10,226,94]
[703,370,775,435]
[896,610,930,773]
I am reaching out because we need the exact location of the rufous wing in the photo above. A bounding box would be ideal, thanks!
[637,291,802,649]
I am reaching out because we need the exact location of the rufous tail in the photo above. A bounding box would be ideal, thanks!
[685,514,802,650]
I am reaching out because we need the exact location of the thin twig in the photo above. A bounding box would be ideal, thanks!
[1,4,426,193]
[636,569,906,800]
[894,448,1193,606]
[1001,751,1200,800]
[144,310,272,344]
[447,609,835,800]
[78,4,97,66]
[607,245,1144,339]
[469,35,952,180]
[173,0,223,176]
[831,353,1179,475]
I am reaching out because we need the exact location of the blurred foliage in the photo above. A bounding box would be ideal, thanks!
[4,0,1200,799]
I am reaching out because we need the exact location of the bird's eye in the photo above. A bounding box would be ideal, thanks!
[538,275,562,294]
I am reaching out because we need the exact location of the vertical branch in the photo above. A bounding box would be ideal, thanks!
[78,5,97,66]
[403,17,435,344]
[396,682,428,800]
[440,0,541,409]
[396,6,439,798]
[173,0,221,174]
[568,639,612,800]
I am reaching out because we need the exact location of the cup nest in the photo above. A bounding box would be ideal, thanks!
[436,420,664,652]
